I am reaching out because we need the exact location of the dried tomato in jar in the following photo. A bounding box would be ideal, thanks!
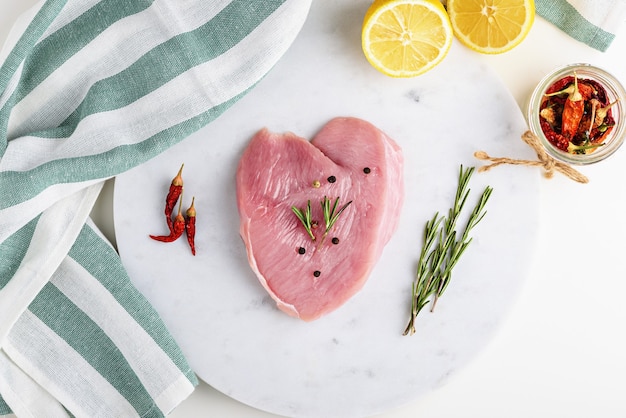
[528,64,626,164]
[539,72,617,155]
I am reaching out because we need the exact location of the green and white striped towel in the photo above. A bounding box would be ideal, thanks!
[0,0,310,416]
[535,0,626,51]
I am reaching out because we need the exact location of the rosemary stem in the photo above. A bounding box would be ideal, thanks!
[404,165,492,336]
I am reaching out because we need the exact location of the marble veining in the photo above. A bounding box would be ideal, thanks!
[114,1,540,417]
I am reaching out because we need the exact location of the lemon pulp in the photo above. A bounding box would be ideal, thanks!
[362,0,453,77]
[447,0,535,54]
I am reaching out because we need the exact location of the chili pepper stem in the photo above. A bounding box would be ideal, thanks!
[177,190,183,216]
[571,72,582,101]
[186,196,196,216]
[544,72,582,100]
[595,98,619,124]
[173,163,184,186]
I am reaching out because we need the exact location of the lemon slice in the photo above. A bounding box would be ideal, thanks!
[447,0,535,54]
[361,0,453,78]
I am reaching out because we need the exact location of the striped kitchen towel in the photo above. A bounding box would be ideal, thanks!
[0,0,310,416]
[535,0,626,51]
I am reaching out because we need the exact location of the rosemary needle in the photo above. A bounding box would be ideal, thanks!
[403,165,493,336]
[321,196,352,242]
[292,200,316,241]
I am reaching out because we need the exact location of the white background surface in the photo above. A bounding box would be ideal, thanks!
[2,1,626,418]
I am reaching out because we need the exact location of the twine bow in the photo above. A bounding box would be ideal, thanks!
[474,130,589,184]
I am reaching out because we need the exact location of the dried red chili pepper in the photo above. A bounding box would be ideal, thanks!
[560,74,584,139]
[545,73,584,139]
[540,118,569,151]
[185,197,196,255]
[164,164,184,233]
[150,195,185,242]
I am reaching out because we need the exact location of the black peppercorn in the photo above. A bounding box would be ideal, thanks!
[298,247,306,254]
[313,270,321,277]
[327,175,336,183]
[363,167,371,174]
[331,237,339,245]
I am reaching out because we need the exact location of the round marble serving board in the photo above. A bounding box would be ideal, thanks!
[114,2,540,417]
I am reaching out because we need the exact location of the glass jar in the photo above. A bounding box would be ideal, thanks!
[527,63,626,165]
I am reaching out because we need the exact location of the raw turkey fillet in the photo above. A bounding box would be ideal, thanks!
[236,117,404,321]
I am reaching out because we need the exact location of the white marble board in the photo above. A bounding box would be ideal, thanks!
[114,2,540,417]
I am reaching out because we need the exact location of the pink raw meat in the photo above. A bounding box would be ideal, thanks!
[236,117,404,321]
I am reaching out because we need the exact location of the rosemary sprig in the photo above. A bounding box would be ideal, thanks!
[291,200,316,241]
[403,165,493,336]
[321,196,352,241]
[291,196,352,243]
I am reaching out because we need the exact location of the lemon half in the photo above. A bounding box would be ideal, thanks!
[447,0,535,54]
[362,0,453,77]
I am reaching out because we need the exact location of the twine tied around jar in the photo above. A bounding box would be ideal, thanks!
[474,130,589,184]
